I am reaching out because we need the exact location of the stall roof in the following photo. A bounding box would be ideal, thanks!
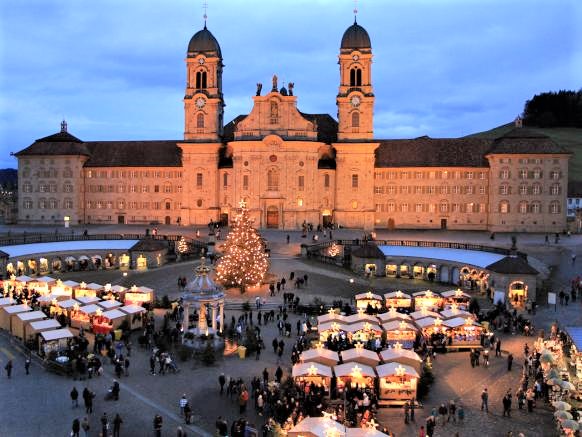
[441,289,471,299]
[318,321,347,332]
[376,362,419,378]
[0,297,15,306]
[565,327,582,351]
[15,275,33,283]
[58,299,81,309]
[384,291,412,300]
[38,294,60,302]
[355,292,383,301]
[62,280,80,287]
[412,290,441,297]
[86,283,104,290]
[79,304,101,315]
[29,319,62,331]
[119,304,147,315]
[41,328,74,341]
[334,362,376,378]
[378,245,505,269]
[343,321,382,333]
[343,313,381,325]
[377,311,412,323]
[415,317,442,329]
[4,304,32,314]
[292,362,333,378]
[0,240,140,258]
[137,286,154,293]
[340,348,380,364]
[111,285,127,292]
[102,309,126,320]
[16,310,46,321]
[382,320,418,332]
[444,317,479,328]
[410,310,442,320]
[36,276,56,283]
[288,417,389,437]
[440,309,473,320]
[300,348,339,363]
[317,313,347,325]
[76,296,101,305]
[98,300,123,309]
[380,348,422,362]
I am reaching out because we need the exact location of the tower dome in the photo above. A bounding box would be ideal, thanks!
[187,25,222,57]
[341,20,371,50]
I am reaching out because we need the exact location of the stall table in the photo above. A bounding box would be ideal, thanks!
[0,304,32,330]
[12,310,46,339]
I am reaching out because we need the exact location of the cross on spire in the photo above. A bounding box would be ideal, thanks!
[203,1,208,27]
[353,0,358,23]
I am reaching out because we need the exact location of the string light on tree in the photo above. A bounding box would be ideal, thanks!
[177,236,188,254]
[328,242,340,257]
[215,199,270,294]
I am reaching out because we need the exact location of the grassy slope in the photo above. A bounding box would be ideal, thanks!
[466,124,582,181]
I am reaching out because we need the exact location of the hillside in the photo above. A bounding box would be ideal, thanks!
[0,168,17,190]
[467,124,582,180]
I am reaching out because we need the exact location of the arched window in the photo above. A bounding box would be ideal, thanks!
[349,67,362,87]
[196,113,204,128]
[518,201,528,214]
[195,70,207,89]
[531,201,541,214]
[550,201,561,214]
[351,111,360,128]
[499,200,510,214]
[267,168,279,191]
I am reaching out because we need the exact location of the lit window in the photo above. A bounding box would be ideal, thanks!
[499,201,510,214]
[297,198,303,207]
[352,200,358,209]
[519,201,528,214]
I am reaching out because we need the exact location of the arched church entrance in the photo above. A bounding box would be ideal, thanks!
[266,206,279,228]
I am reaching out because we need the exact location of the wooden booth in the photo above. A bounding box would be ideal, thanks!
[71,304,102,330]
[60,280,79,297]
[98,300,123,311]
[440,306,473,320]
[48,280,73,298]
[410,308,442,321]
[76,296,101,306]
[441,289,472,310]
[92,309,126,334]
[355,292,383,311]
[86,283,105,297]
[124,285,154,306]
[300,346,339,367]
[12,310,46,339]
[380,347,423,373]
[0,304,32,330]
[292,362,332,394]
[378,308,413,324]
[102,285,127,301]
[444,317,483,347]
[384,291,413,310]
[317,310,346,326]
[14,276,34,293]
[412,290,443,311]
[416,317,446,337]
[318,321,347,342]
[344,311,381,325]
[334,362,376,391]
[34,276,56,295]
[25,318,61,343]
[382,320,418,349]
[344,321,383,343]
[39,328,74,356]
[376,362,419,403]
[340,342,381,367]
[119,304,147,330]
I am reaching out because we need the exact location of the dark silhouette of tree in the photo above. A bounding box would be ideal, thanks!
[523,90,582,128]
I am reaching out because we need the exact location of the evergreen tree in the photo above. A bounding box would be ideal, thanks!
[216,200,269,293]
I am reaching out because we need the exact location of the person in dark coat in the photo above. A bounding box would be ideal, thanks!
[71,418,80,437]
[113,413,123,437]
[507,353,514,371]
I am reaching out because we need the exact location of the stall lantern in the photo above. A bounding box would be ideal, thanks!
[410,307,442,321]
[0,303,32,331]
[300,345,340,367]
[443,317,483,347]
[441,289,472,310]
[380,346,423,374]
[340,342,381,367]
[39,328,74,356]
[97,300,123,310]
[71,304,102,330]
[378,307,413,324]
[25,318,61,343]
[119,304,147,330]
[93,309,126,334]
[34,276,56,295]
[344,309,381,325]
[412,290,443,311]
[354,291,383,311]
[440,304,473,320]
[334,362,376,391]
[124,285,154,306]
[376,362,419,403]
[344,321,383,343]
[292,362,333,394]
[317,309,347,325]
[382,320,418,349]
[384,291,413,310]
[12,310,46,339]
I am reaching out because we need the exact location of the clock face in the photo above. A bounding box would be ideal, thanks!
[350,96,361,107]
[198,57,205,65]
[195,97,206,109]
[352,54,359,61]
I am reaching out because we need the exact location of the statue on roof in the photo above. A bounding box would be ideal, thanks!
[272,74,278,92]
[256,83,262,96]
[288,82,294,96]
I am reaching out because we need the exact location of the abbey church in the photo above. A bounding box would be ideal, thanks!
[15,20,570,232]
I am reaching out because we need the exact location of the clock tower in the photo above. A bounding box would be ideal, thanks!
[336,19,374,141]
[184,24,224,141]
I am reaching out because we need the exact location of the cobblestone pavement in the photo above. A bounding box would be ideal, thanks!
[1,225,581,436]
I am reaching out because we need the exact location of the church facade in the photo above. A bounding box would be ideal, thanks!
[15,21,570,232]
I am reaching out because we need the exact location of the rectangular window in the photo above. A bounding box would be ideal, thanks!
[351,174,359,188]
[298,175,304,191]
[324,174,330,188]
[243,175,249,190]
[223,173,228,187]
[164,185,172,193]
[196,173,203,188]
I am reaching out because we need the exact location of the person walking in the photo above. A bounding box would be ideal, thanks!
[153,414,163,437]
[124,358,130,376]
[112,413,123,437]
[71,387,79,408]
[239,388,249,414]
[448,400,456,423]
[100,413,109,437]
[24,356,31,375]
[404,402,410,424]
[71,418,80,437]
[275,366,283,383]
[81,417,90,437]
[5,359,12,378]
[184,403,192,424]
[438,403,447,426]
[219,373,226,394]
[507,353,514,371]
[481,387,489,412]
[495,339,502,357]
[502,392,512,417]
[83,388,94,414]
[179,394,188,416]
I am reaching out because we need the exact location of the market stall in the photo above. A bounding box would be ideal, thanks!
[86,283,105,297]
[34,276,56,295]
[334,362,376,391]
[288,417,389,437]
[0,297,15,308]
[344,321,383,343]
[376,362,419,402]
[354,292,383,311]
[48,279,73,298]
[25,318,61,343]
[441,289,472,310]
[76,296,101,306]
[97,300,123,310]
[340,342,381,367]
[382,320,418,349]
[416,317,446,337]
[440,306,473,320]
[92,309,126,334]
[410,308,442,321]
[344,311,381,325]
[380,346,423,373]
[54,299,81,318]
[119,304,147,330]
[378,307,412,324]
[443,317,483,348]
[11,310,46,339]
[39,328,74,356]
[318,321,347,342]
[74,282,99,299]
[0,303,32,330]
[299,346,339,367]
[124,285,154,306]
[317,310,347,325]
[14,275,34,293]
[412,290,443,311]
[60,280,79,296]
[384,291,413,310]
[70,304,102,330]
[292,362,332,394]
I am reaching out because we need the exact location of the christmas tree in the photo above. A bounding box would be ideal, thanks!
[177,236,188,254]
[216,200,269,293]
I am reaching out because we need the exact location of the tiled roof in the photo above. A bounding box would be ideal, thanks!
[488,128,571,154]
[486,256,539,275]
[15,131,90,157]
[375,137,492,168]
[84,141,182,167]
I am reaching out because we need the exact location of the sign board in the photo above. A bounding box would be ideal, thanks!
[548,292,556,305]
[493,290,505,305]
